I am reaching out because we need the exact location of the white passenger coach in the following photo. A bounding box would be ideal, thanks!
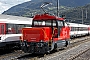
[0,14,32,48]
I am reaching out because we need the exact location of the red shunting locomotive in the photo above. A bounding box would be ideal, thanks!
[20,13,70,54]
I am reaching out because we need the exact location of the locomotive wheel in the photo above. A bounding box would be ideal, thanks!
[53,43,59,51]
[23,46,28,53]
[21,42,28,53]
[65,41,68,47]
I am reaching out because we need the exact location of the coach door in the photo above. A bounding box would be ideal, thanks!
[0,23,6,34]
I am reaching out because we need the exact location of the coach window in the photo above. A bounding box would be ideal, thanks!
[7,24,11,34]
[17,24,24,33]
[78,27,80,31]
[82,27,83,31]
[80,27,82,31]
[84,27,87,31]
[84,27,86,31]
[13,24,17,33]
[71,27,74,31]
[7,24,16,34]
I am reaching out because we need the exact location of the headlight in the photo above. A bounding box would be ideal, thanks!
[24,40,27,42]
[40,40,43,42]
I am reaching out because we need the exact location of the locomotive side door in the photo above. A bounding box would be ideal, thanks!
[57,20,64,37]
[54,20,69,48]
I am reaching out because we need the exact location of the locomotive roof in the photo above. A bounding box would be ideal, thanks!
[33,13,64,20]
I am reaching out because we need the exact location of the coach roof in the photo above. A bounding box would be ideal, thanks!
[0,14,33,25]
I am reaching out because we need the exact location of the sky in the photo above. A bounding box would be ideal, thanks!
[0,0,31,14]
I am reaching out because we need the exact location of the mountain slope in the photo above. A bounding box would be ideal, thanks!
[2,0,73,16]
[63,4,90,24]
[2,0,90,24]
[3,0,90,14]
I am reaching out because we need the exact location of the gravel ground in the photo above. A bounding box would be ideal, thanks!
[39,38,90,60]
[0,36,90,60]
[74,49,90,60]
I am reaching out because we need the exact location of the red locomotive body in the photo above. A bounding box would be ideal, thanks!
[20,13,70,54]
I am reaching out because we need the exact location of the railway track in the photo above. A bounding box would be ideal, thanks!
[0,50,28,60]
[68,48,90,60]
[74,48,90,60]
[0,36,90,60]
[39,36,90,60]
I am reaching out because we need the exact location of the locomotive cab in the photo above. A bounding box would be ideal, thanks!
[20,13,70,54]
